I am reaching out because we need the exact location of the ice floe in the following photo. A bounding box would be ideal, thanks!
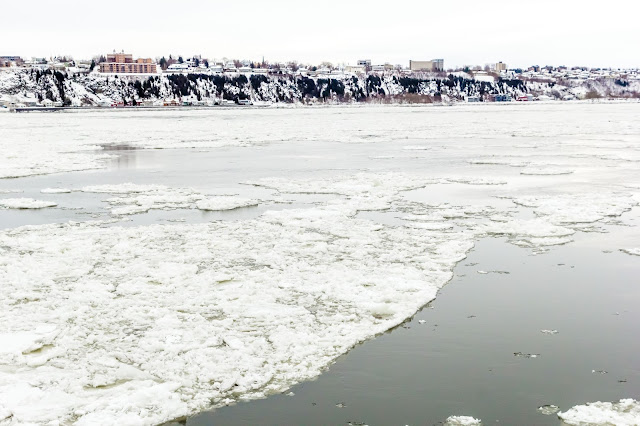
[444,415,482,425]
[0,204,473,424]
[520,168,574,175]
[40,188,72,194]
[0,198,57,209]
[537,404,559,415]
[196,197,259,211]
[558,398,640,425]
[620,248,640,256]
[511,193,638,226]
[514,352,540,358]
[78,183,259,216]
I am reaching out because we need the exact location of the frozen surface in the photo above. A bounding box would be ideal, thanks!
[0,198,57,209]
[0,204,472,424]
[78,183,259,216]
[0,104,639,424]
[558,399,640,426]
[196,197,259,211]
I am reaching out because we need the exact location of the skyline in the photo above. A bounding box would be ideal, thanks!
[4,0,640,69]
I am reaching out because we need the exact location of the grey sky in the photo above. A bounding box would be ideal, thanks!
[4,0,639,68]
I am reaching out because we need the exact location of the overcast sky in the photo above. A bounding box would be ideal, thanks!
[5,0,639,68]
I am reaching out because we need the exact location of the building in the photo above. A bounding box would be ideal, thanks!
[409,59,444,72]
[357,59,372,67]
[345,65,366,74]
[99,52,157,74]
[494,61,507,72]
[0,56,23,67]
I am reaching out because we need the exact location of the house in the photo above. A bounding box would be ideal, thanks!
[344,65,366,74]
[165,63,190,73]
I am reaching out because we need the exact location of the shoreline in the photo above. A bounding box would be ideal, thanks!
[4,98,639,113]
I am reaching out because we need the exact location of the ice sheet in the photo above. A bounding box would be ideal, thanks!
[558,398,640,426]
[0,198,57,209]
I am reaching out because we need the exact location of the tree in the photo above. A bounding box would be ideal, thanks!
[178,56,184,64]
[159,57,167,70]
[89,60,96,71]
[203,59,209,68]
[195,58,200,67]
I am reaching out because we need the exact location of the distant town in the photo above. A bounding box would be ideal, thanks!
[1,51,639,110]
[3,51,638,82]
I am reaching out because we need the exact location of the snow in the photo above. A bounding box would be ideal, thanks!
[444,415,482,425]
[0,198,57,209]
[558,398,640,425]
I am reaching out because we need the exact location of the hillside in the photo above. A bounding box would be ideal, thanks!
[1,69,639,106]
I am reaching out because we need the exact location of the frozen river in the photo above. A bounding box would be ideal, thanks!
[0,103,639,425]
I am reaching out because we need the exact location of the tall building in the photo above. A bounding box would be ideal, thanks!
[409,59,444,72]
[99,52,157,74]
[495,61,507,72]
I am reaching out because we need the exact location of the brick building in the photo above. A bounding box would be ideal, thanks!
[99,52,157,74]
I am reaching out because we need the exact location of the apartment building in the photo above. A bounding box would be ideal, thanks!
[99,52,157,74]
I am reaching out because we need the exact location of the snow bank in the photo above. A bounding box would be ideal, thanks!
[558,398,640,425]
[0,198,57,209]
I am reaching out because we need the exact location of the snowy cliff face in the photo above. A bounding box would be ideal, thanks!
[1,69,639,106]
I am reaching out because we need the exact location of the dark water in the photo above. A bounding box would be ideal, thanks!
[185,228,640,426]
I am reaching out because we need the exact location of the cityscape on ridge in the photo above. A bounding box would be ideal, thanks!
[1,51,639,110]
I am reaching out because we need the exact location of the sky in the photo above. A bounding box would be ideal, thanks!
[4,0,639,69]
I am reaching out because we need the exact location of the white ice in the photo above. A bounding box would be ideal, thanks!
[558,398,640,426]
[620,248,640,256]
[444,415,482,425]
[40,188,72,194]
[0,198,57,209]
[196,197,258,211]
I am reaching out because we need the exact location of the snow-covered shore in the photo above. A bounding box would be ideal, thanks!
[1,68,639,108]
